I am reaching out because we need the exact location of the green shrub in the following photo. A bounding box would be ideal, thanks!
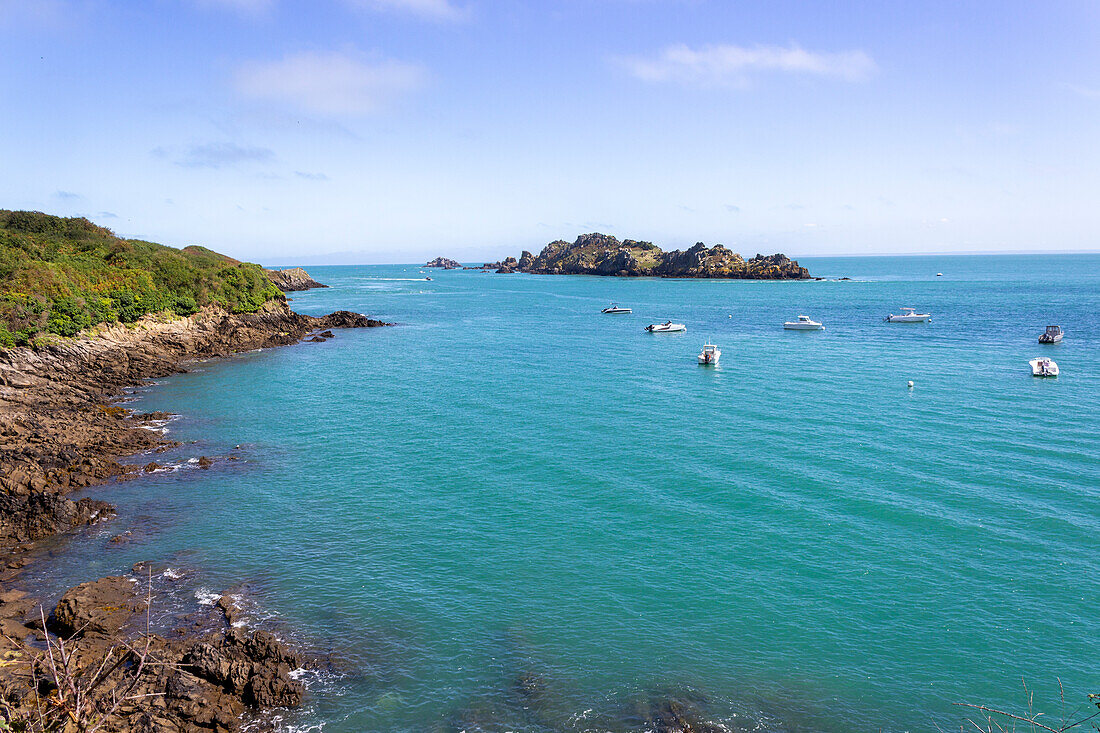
[0,210,283,345]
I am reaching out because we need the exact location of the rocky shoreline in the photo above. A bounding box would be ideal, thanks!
[0,295,390,731]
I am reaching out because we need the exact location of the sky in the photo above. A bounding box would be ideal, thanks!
[2,0,1099,264]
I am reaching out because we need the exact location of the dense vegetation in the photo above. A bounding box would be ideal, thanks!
[0,210,282,348]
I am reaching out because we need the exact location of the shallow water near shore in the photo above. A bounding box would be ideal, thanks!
[30,254,1100,731]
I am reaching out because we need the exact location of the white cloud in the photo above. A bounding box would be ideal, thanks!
[192,0,272,13]
[621,43,876,86]
[235,51,427,117]
[1065,82,1100,99]
[344,0,467,21]
[153,142,276,169]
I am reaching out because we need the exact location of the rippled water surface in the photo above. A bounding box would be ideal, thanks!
[34,255,1100,731]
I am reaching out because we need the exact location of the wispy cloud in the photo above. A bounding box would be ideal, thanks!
[191,0,272,14]
[725,204,741,213]
[153,142,276,169]
[235,50,426,117]
[0,0,69,28]
[620,43,876,86]
[1064,82,1100,99]
[54,190,83,200]
[294,171,330,180]
[344,0,467,22]
[97,211,119,219]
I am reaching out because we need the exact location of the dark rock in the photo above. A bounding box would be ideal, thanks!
[143,462,161,472]
[318,330,334,338]
[52,576,143,636]
[197,456,213,469]
[312,310,391,329]
[424,257,461,268]
[263,267,327,292]
[506,233,810,279]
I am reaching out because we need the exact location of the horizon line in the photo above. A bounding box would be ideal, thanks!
[266,248,1100,267]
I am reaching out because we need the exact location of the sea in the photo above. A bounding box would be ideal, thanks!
[27,254,1100,732]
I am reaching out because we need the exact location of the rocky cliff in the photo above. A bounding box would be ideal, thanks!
[511,233,809,279]
[264,266,328,292]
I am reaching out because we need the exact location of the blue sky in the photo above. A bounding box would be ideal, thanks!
[2,0,1099,263]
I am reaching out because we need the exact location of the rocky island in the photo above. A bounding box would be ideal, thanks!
[424,256,461,269]
[0,210,390,731]
[511,233,810,278]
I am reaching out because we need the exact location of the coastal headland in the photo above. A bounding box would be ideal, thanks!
[0,211,389,731]
[427,232,811,278]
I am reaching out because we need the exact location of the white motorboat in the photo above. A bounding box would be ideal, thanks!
[1030,357,1059,377]
[602,304,632,314]
[936,272,943,277]
[646,321,686,333]
[698,343,721,365]
[885,307,932,323]
[1038,325,1063,344]
[783,315,824,331]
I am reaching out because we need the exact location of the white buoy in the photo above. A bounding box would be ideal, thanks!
[728,314,732,318]
[907,381,914,389]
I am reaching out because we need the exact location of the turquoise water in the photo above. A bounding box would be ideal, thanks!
[34,255,1100,731]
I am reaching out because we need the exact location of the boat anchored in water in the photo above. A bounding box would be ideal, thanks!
[646,321,686,333]
[1038,325,1063,344]
[783,315,824,331]
[885,307,932,323]
[602,304,632,314]
[1030,357,1059,377]
[698,343,721,365]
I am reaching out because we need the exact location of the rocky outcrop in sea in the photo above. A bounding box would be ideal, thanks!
[424,257,461,268]
[508,233,810,279]
[264,266,328,291]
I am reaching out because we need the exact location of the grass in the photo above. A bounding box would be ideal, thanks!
[0,210,282,347]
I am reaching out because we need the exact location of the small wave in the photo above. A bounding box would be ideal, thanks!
[195,588,221,606]
[162,567,184,580]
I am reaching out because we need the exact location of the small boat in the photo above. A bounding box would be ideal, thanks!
[936,272,943,277]
[698,343,721,365]
[602,304,632,314]
[1030,357,1059,377]
[783,315,824,331]
[425,276,432,281]
[646,321,686,333]
[1038,325,1063,344]
[885,307,931,323]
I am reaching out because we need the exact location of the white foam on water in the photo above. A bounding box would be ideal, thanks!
[195,588,221,606]
[162,567,184,580]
